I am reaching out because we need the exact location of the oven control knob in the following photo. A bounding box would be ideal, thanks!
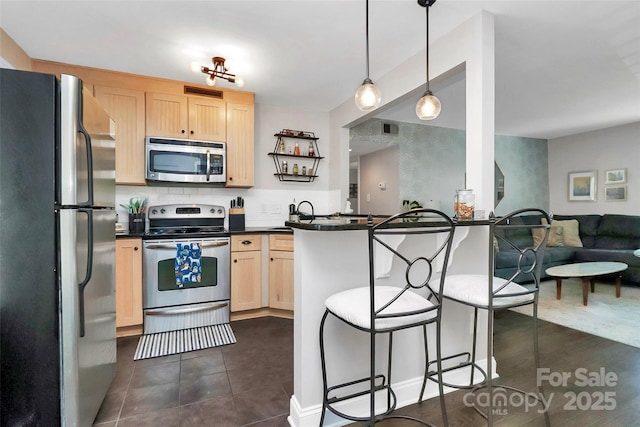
[217,209,223,214]
[151,209,157,215]
[210,208,215,214]
[160,208,166,214]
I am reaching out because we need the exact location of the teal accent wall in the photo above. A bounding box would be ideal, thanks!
[350,118,549,216]
[495,135,549,216]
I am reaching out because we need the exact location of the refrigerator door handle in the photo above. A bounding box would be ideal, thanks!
[76,79,94,208]
[77,208,94,337]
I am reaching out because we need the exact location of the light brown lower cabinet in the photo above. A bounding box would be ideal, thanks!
[230,235,262,312]
[268,235,294,311]
[115,238,143,335]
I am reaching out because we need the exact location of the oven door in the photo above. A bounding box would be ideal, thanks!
[143,237,230,309]
[146,138,225,183]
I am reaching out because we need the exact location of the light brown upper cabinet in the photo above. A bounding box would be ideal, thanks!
[145,92,226,142]
[94,86,146,185]
[226,102,255,187]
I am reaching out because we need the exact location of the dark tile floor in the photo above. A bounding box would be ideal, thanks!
[93,316,293,427]
[94,311,640,426]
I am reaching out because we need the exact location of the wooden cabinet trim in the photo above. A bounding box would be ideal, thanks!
[32,60,254,104]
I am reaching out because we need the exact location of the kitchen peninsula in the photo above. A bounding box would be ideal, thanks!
[285,219,495,426]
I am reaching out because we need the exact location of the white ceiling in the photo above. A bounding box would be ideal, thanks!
[2,1,639,142]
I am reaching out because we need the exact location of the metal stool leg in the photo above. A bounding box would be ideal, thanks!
[319,310,329,427]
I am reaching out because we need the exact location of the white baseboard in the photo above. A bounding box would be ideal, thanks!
[288,357,498,427]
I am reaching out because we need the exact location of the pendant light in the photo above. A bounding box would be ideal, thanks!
[354,0,381,111]
[416,0,441,120]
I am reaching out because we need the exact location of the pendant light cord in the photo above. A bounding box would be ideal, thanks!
[425,3,430,93]
[365,0,371,80]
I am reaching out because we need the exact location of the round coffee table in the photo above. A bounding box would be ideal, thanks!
[545,262,628,306]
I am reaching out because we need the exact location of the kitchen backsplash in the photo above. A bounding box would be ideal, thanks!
[116,185,336,229]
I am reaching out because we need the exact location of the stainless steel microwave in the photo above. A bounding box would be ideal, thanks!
[146,137,226,184]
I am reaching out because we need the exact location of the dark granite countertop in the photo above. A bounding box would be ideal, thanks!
[285,217,492,231]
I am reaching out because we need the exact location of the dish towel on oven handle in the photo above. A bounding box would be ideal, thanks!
[175,243,202,286]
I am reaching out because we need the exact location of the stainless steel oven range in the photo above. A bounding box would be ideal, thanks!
[143,203,230,334]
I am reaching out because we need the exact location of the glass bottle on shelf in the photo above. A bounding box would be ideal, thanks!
[292,163,299,175]
[282,160,288,174]
[278,139,285,153]
[308,141,315,157]
[294,142,300,156]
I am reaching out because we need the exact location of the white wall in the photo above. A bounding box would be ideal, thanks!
[548,121,640,215]
[116,103,336,229]
[359,145,399,215]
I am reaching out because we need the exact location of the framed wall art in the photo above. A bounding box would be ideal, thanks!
[604,168,626,184]
[605,185,627,201]
[568,171,597,201]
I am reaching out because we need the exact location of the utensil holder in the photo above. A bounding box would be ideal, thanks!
[129,213,145,234]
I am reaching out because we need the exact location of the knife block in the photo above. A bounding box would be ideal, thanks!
[229,208,245,231]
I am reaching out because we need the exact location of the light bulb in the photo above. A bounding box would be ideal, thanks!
[415,91,441,120]
[354,79,381,111]
[206,75,216,87]
[190,61,201,73]
[235,77,245,88]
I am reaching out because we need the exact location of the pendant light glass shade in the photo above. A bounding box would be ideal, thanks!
[355,0,380,111]
[355,78,381,111]
[416,90,441,120]
[416,0,440,121]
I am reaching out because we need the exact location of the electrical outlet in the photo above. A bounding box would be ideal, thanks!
[366,193,371,202]
[260,204,267,214]
[270,204,281,214]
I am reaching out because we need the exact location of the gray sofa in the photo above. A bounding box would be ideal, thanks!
[494,213,640,285]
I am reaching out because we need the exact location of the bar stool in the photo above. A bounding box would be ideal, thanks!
[319,208,456,426]
[420,208,551,425]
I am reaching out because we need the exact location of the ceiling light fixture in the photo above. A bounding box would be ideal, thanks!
[416,0,441,120]
[195,56,245,88]
[354,0,381,111]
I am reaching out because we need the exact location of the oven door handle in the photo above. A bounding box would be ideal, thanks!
[145,302,229,316]
[145,241,229,250]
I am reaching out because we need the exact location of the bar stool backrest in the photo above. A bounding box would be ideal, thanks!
[368,208,456,328]
[492,208,551,298]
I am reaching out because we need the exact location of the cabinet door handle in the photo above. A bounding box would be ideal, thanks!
[134,246,139,251]
[234,259,237,263]
[270,257,274,261]
[190,130,194,134]
[229,176,233,181]
[181,129,185,133]
[242,240,252,245]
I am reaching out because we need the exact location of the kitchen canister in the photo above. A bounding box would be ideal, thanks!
[454,189,475,220]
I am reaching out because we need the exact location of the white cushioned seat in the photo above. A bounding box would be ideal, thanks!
[440,274,534,308]
[325,286,436,330]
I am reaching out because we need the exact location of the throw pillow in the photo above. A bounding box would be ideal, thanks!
[532,226,564,247]
[542,218,583,247]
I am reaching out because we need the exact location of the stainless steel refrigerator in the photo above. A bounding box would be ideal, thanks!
[0,69,117,426]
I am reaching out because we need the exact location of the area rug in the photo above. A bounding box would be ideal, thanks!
[510,279,640,348]
[134,323,236,360]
